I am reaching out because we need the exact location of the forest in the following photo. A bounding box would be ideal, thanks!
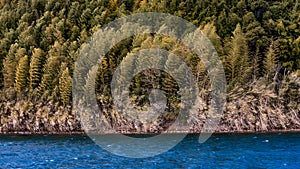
[0,0,299,133]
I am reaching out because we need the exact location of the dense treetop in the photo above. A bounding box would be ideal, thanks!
[0,0,299,105]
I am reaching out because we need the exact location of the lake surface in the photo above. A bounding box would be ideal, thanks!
[0,133,299,168]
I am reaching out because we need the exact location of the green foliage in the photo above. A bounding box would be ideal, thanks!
[0,0,299,105]
[264,41,278,81]
[225,24,251,88]
[0,0,299,134]
[38,42,64,96]
[202,22,223,55]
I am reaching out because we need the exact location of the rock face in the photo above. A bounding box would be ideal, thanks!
[0,100,82,134]
[200,86,300,133]
[0,75,299,134]
[0,94,299,134]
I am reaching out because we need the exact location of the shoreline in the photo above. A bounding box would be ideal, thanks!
[1,129,300,136]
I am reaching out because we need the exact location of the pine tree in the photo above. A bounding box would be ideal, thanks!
[225,24,251,88]
[162,53,180,102]
[202,22,223,55]
[3,44,26,89]
[30,48,45,92]
[59,66,72,105]
[38,42,64,97]
[84,65,98,103]
[68,1,80,25]
[0,38,11,88]
[115,51,136,94]
[18,26,36,49]
[252,47,261,80]
[38,55,63,97]
[15,55,29,92]
[264,41,278,82]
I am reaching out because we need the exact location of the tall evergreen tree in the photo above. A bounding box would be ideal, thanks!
[30,48,45,92]
[15,55,29,92]
[264,41,278,82]
[3,45,26,88]
[59,66,72,105]
[38,42,64,96]
[38,55,62,96]
[202,22,223,56]
[225,24,251,88]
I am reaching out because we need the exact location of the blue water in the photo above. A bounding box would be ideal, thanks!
[0,133,299,168]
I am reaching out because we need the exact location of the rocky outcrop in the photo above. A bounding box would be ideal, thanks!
[0,75,299,134]
[0,100,82,134]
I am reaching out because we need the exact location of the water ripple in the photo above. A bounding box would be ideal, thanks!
[0,133,299,168]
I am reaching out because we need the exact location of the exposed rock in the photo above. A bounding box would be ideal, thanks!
[0,74,299,134]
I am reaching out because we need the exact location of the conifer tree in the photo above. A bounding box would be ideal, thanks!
[30,48,45,92]
[0,38,12,88]
[59,66,72,105]
[15,55,29,92]
[225,24,251,88]
[202,22,223,55]
[264,41,278,82]
[162,53,180,99]
[38,55,62,96]
[252,47,261,80]
[38,42,64,97]
[3,44,26,88]
[84,65,98,103]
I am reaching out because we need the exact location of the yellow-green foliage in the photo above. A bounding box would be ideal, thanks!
[38,42,64,96]
[59,67,72,105]
[30,48,45,91]
[202,22,223,55]
[15,55,29,92]
[3,45,26,88]
[225,24,251,88]
[38,56,63,96]
[264,42,278,81]
[0,0,299,105]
